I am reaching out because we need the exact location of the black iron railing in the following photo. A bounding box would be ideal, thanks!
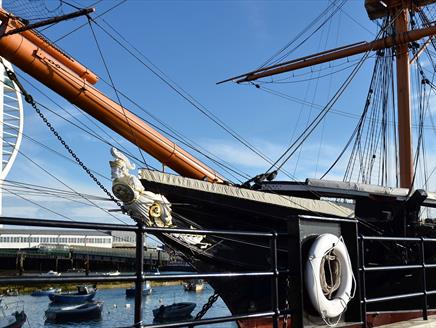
[0,216,284,328]
[359,235,436,327]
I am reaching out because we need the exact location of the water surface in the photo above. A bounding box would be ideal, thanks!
[2,284,237,327]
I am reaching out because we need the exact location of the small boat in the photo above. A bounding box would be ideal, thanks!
[2,290,18,297]
[31,288,61,297]
[45,301,103,323]
[0,300,27,328]
[49,285,96,304]
[103,270,120,276]
[152,302,196,321]
[125,281,152,297]
[40,271,61,277]
[183,279,204,292]
[0,311,26,328]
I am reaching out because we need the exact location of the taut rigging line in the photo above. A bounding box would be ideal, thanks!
[0,59,124,212]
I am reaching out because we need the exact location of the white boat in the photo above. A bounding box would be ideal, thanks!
[40,271,61,277]
[103,270,120,276]
[183,279,204,292]
[125,281,152,297]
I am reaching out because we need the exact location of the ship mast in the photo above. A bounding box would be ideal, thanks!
[222,0,436,189]
[393,4,413,188]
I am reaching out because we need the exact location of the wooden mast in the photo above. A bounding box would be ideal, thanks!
[394,5,413,188]
[223,0,436,189]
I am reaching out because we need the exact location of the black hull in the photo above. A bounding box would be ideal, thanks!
[141,177,436,323]
[142,178,294,315]
[45,302,103,323]
[3,311,26,328]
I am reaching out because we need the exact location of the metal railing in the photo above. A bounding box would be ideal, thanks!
[0,216,285,328]
[359,235,436,327]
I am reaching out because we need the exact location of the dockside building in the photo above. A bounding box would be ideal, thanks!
[0,229,113,249]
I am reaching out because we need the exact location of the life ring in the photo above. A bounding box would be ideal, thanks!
[304,233,354,319]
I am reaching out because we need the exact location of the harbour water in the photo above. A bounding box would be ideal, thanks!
[2,284,237,327]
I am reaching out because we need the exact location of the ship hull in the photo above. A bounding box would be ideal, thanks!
[139,173,436,327]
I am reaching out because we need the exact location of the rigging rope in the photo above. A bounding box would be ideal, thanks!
[88,18,298,182]
[86,16,150,170]
[86,17,248,182]
[262,48,371,176]
[258,0,347,69]
[1,60,124,212]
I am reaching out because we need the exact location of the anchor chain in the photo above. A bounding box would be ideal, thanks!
[283,276,291,328]
[194,292,219,320]
[2,62,123,209]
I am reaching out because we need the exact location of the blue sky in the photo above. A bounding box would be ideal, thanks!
[2,0,434,225]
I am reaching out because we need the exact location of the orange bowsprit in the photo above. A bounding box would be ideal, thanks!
[0,9,99,85]
[0,8,223,183]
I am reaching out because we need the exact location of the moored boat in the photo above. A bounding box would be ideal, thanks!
[31,288,61,297]
[152,302,196,321]
[45,301,103,323]
[183,279,204,292]
[2,290,17,297]
[0,300,26,328]
[0,311,26,328]
[2,1,436,326]
[49,285,96,304]
[103,270,120,276]
[125,281,152,297]
[40,271,61,277]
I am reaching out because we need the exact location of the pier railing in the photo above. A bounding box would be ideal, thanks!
[0,216,284,328]
[359,235,436,327]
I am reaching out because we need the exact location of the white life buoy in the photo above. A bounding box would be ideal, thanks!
[305,233,354,320]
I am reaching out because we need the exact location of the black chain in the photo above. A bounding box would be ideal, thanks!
[32,103,123,208]
[194,292,219,320]
[284,276,291,328]
[2,64,123,209]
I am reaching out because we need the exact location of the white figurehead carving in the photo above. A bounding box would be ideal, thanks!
[109,148,208,248]
[109,147,172,227]
[110,147,136,179]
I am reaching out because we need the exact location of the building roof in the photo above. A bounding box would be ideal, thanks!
[0,229,111,236]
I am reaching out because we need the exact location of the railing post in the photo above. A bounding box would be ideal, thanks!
[287,218,304,328]
[359,236,367,328]
[134,222,145,328]
[270,231,279,328]
[420,237,428,320]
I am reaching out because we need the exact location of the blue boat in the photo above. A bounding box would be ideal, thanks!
[125,281,152,297]
[49,285,96,304]
[31,288,61,297]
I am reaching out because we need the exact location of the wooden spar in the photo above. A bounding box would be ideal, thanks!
[231,24,436,83]
[410,37,432,64]
[3,11,99,85]
[395,8,413,188]
[0,9,223,183]
[3,8,95,37]
[223,3,436,189]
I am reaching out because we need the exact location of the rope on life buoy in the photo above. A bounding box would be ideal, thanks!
[305,234,356,327]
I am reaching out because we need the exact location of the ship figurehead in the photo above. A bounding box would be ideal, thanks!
[109,148,208,249]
